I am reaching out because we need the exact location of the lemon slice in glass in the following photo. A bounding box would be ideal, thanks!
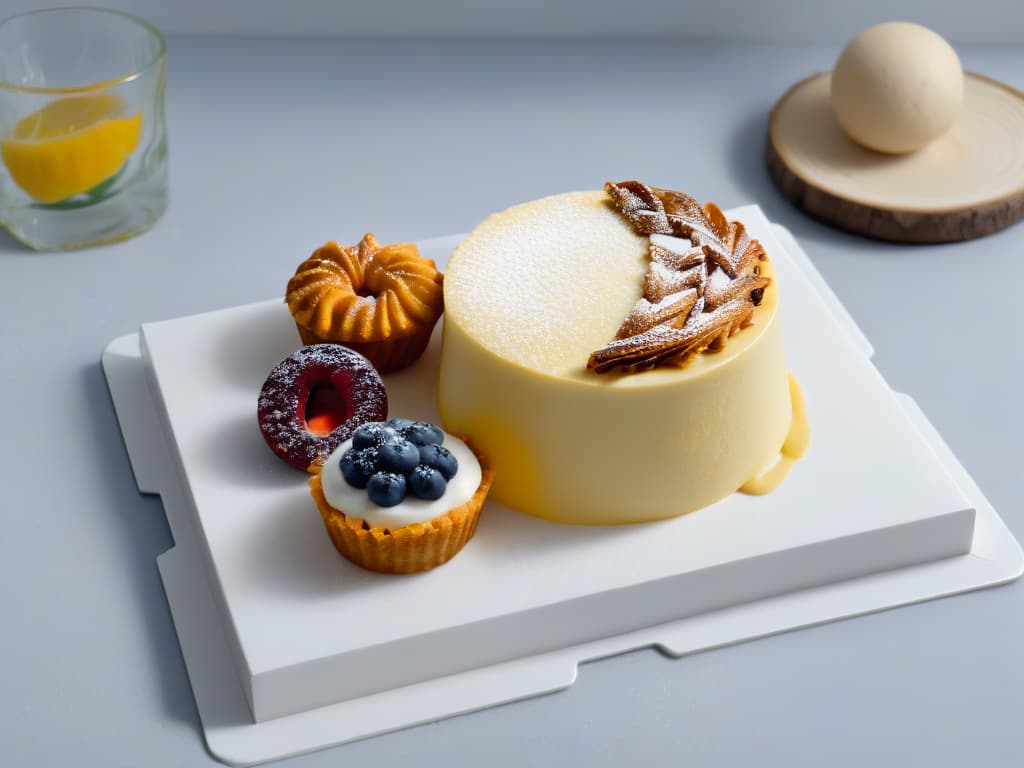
[1,93,142,204]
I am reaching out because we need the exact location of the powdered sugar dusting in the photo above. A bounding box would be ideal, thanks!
[708,264,732,294]
[616,288,698,339]
[444,191,648,375]
[649,233,692,253]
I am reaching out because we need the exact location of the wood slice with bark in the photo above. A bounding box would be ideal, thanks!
[767,72,1024,243]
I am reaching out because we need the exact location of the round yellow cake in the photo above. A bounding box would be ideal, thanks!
[437,189,793,524]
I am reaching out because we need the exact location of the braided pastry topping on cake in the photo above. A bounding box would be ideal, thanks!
[588,182,770,374]
[287,233,444,373]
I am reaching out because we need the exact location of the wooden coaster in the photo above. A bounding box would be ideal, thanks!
[767,72,1024,243]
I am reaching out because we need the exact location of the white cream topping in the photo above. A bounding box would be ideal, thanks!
[320,433,482,529]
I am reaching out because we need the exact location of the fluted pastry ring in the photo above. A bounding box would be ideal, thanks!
[287,233,443,344]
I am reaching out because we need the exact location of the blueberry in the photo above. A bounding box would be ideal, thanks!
[408,465,447,500]
[351,446,380,472]
[386,417,415,431]
[351,422,383,449]
[352,422,398,450]
[402,421,445,446]
[417,443,458,480]
[339,449,373,489]
[366,471,406,507]
[377,436,420,474]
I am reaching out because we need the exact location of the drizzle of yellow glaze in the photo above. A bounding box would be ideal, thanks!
[739,374,809,495]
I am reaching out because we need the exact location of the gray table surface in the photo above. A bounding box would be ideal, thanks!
[2,38,1022,767]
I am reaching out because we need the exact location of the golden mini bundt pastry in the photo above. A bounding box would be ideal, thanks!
[286,233,444,373]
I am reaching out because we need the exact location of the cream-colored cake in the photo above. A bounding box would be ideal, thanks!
[437,185,795,525]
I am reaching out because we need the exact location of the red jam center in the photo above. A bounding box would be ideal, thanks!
[304,381,350,436]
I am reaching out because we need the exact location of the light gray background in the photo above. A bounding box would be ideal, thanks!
[5,0,1024,42]
[1,4,1022,767]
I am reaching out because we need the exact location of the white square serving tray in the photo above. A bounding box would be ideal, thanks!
[103,213,1022,766]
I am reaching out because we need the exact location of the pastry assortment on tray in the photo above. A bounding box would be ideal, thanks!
[258,181,808,571]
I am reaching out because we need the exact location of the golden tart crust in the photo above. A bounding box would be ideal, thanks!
[286,233,444,372]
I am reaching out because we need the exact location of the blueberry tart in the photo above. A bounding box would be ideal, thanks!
[309,420,493,573]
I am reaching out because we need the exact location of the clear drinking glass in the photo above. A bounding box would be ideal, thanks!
[0,8,168,250]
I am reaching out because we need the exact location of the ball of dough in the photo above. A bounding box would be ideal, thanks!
[831,22,963,154]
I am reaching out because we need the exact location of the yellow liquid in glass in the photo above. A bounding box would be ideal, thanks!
[1,93,142,203]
